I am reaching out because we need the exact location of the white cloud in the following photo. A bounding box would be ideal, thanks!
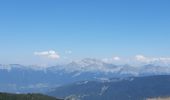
[34,50,60,59]
[135,55,170,64]
[135,55,148,62]
[102,56,121,63]
[113,56,120,61]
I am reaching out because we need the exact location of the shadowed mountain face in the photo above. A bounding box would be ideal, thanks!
[0,92,63,100]
[48,75,170,100]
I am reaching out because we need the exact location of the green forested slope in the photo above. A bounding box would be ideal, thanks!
[0,92,63,100]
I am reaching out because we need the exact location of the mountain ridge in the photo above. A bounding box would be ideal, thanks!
[48,75,170,100]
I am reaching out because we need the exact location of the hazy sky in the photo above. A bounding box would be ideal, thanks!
[0,0,170,65]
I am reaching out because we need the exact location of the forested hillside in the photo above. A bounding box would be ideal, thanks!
[0,92,63,100]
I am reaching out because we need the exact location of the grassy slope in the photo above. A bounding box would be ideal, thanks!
[0,92,63,100]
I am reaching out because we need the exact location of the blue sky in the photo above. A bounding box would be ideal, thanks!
[0,0,170,65]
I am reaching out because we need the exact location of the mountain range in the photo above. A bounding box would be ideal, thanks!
[1,58,170,93]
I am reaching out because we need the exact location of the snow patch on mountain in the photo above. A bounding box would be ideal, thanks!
[1,58,170,76]
[99,86,109,96]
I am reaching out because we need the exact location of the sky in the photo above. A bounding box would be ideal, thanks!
[0,0,170,65]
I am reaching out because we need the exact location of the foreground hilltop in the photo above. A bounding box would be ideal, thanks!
[147,97,170,100]
[0,92,63,100]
